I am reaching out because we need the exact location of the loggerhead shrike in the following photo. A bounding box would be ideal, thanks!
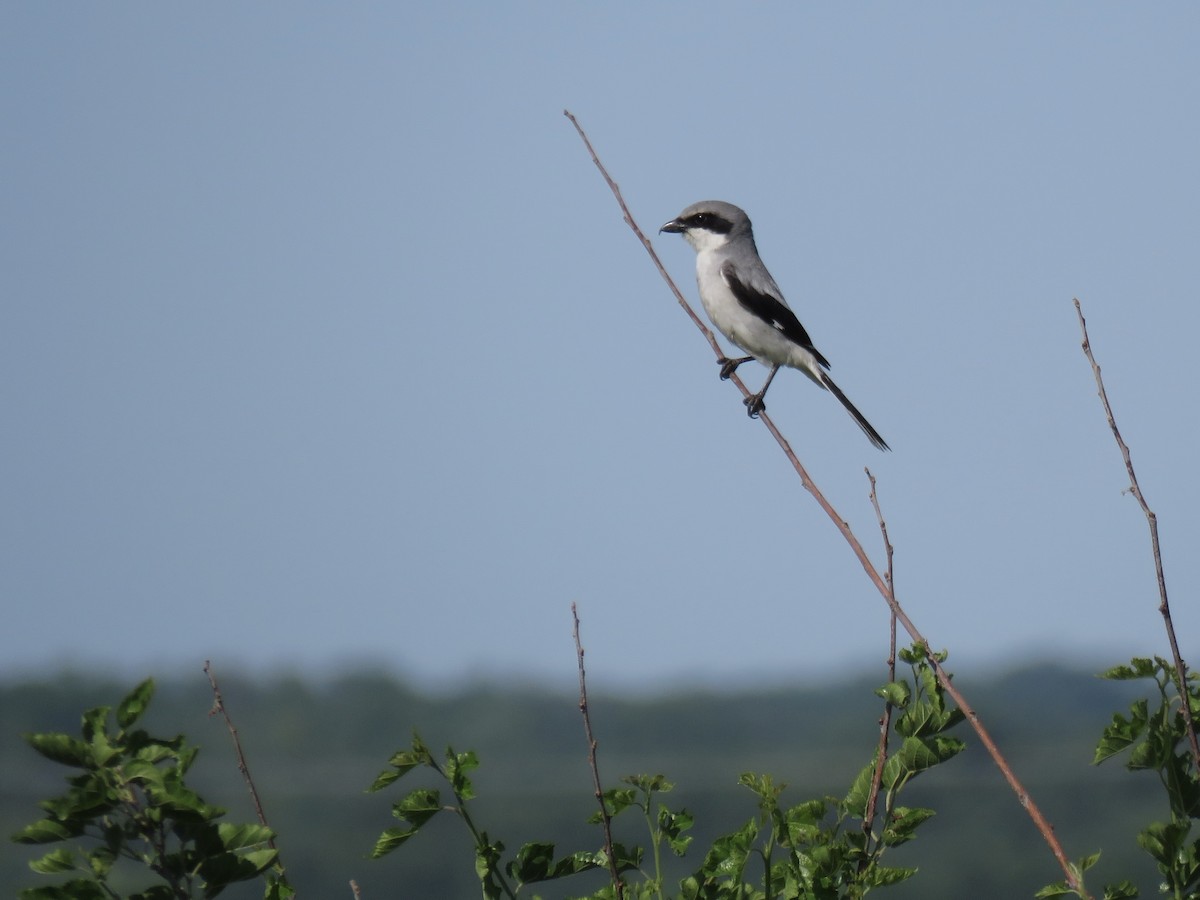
[661,200,889,451]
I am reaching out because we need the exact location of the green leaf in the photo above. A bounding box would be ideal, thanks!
[506,841,601,883]
[553,849,604,876]
[789,798,828,823]
[596,787,638,818]
[216,822,275,851]
[144,777,219,820]
[699,818,757,879]
[116,679,155,730]
[1127,729,1171,772]
[474,835,506,900]
[1033,881,1074,899]
[370,825,420,859]
[895,696,963,738]
[124,757,168,785]
[1100,658,1158,680]
[608,842,643,872]
[738,771,784,802]
[784,798,829,845]
[865,863,918,887]
[445,748,479,801]
[1101,880,1140,899]
[394,787,442,829]
[11,819,75,844]
[38,782,118,821]
[368,736,436,792]
[22,733,91,768]
[1094,702,1148,765]
[507,840,555,882]
[1136,820,1185,867]
[233,848,279,876]
[17,879,111,899]
[658,805,695,856]
[85,845,116,878]
[882,806,935,846]
[622,773,673,794]
[844,755,883,817]
[28,847,77,874]
[894,699,935,737]
[263,874,298,900]
[78,706,111,744]
[132,739,184,765]
[898,645,928,665]
[883,735,964,786]
[875,680,911,708]
[366,769,402,792]
[197,846,279,892]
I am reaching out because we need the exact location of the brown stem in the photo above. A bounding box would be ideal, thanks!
[564,109,1086,895]
[571,603,624,898]
[203,661,286,874]
[861,469,897,857]
[1073,298,1200,772]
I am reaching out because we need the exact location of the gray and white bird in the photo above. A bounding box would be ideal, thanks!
[660,200,889,451]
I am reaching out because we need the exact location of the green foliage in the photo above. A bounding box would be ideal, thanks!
[367,732,607,898]
[368,645,964,898]
[10,679,280,900]
[1091,656,1200,899]
[15,652,1200,897]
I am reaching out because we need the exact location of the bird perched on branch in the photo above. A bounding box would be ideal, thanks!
[660,200,889,451]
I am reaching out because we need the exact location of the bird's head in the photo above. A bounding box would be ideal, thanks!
[660,200,752,254]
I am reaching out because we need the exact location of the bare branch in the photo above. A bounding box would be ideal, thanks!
[1074,298,1200,771]
[861,469,897,856]
[564,109,756,402]
[204,660,287,880]
[572,603,624,898]
[565,109,1085,895]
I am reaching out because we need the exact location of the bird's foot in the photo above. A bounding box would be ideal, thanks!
[743,393,766,418]
[717,355,754,380]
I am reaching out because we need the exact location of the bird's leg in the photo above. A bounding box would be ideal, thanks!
[717,355,755,380]
[744,365,780,418]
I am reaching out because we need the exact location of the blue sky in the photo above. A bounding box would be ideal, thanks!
[3,5,1198,691]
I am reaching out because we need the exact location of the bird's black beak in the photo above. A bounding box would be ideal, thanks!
[659,218,685,234]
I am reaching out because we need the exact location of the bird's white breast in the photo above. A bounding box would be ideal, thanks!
[693,248,824,380]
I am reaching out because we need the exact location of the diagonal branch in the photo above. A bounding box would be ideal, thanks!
[1073,298,1200,772]
[565,109,1085,895]
[563,110,754,403]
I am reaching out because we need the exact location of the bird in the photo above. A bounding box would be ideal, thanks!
[660,200,889,451]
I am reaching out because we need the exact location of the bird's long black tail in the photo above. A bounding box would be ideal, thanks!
[818,372,890,451]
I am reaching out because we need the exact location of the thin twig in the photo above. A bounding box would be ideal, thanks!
[861,469,897,856]
[563,110,754,402]
[565,109,1085,895]
[203,661,285,869]
[572,603,624,898]
[1073,298,1200,771]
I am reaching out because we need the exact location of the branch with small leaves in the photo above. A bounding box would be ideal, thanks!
[1074,298,1200,774]
[565,108,1087,896]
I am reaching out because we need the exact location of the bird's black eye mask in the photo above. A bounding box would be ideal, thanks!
[683,212,733,234]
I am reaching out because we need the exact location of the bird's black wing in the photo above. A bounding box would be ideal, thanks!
[720,261,831,369]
